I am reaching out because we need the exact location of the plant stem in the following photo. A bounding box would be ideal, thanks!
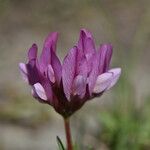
[64,117,73,150]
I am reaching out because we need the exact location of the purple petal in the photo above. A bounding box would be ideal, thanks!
[44,32,58,52]
[39,32,58,73]
[19,63,28,83]
[28,44,38,61]
[76,55,88,78]
[105,44,113,71]
[26,59,40,85]
[98,44,113,74]
[33,83,47,100]
[84,37,95,59]
[72,75,87,98]
[51,50,62,84]
[78,29,95,57]
[42,80,53,103]
[93,72,113,93]
[62,46,77,100]
[47,64,55,83]
[107,68,121,89]
[88,53,101,95]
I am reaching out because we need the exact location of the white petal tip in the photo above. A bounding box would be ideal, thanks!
[48,65,55,83]
[19,63,28,82]
[107,68,121,89]
[93,72,113,93]
[33,83,47,100]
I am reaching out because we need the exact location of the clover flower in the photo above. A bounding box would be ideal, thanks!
[19,29,121,150]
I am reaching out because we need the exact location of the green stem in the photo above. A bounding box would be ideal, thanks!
[64,117,73,150]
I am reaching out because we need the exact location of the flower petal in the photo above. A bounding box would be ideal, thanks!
[33,83,47,100]
[33,81,53,103]
[105,44,113,71]
[76,55,88,78]
[42,80,53,103]
[72,75,87,98]
[84,37,95,59]
[28,44,38,61]
[88,53,101,95]
[62,46,77,100]
[107,68,121,89]
[93,72,113,93]
[47,64,55,83]
[78,29,95,57]
[98,44,113,74]
[19,63,28,82]
[39,32,58,73]
[31,88,39,99]
[26,59,40,85]
[51,50,62,84]
[44,32,58,52]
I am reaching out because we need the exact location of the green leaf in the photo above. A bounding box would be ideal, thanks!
[56,136,65,150]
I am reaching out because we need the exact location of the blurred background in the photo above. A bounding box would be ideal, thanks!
[0,0,150,149]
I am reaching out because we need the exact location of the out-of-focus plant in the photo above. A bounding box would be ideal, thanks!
[98,75,150,150]
[0,85,51,127]
[19,29,121,149]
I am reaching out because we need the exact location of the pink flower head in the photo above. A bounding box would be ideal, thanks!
[19,29,121,118]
